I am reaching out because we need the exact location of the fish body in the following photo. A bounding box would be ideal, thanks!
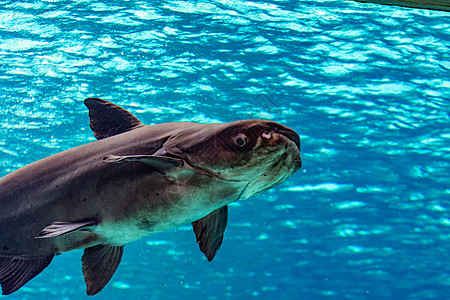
[0,98,301,295]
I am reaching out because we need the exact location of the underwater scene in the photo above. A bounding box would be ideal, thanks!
[0,0,449,299]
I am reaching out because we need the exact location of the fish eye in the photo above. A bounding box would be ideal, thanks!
[234,134,247,147]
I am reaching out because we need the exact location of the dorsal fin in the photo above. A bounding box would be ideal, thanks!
[84,98,144,140]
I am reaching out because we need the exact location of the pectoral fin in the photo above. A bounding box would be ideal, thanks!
[81,244,124,296]
[192,206,228,262]
[103,154,183,174]
[35,217,99,239]
[0,254,53,295]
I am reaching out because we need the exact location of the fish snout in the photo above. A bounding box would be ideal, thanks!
[261,126,301,151]
[277,127,300,151]
[275,126,302,170]
[260,125,302,171]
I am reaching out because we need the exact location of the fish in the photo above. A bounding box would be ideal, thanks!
[353,0,450,12]
[0,98,302,296]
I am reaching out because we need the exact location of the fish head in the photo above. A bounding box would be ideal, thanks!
[163,120,301,200]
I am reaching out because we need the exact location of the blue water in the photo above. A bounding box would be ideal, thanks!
[1,0,449,299]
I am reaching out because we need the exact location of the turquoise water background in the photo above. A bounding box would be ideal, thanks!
[1,0,449,299]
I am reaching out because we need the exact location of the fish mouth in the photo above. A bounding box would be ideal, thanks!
[276,127,301,151]
[274,127,302,170]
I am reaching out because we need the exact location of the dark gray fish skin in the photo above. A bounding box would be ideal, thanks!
[0,98,301,296]
[353,0,450,12]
